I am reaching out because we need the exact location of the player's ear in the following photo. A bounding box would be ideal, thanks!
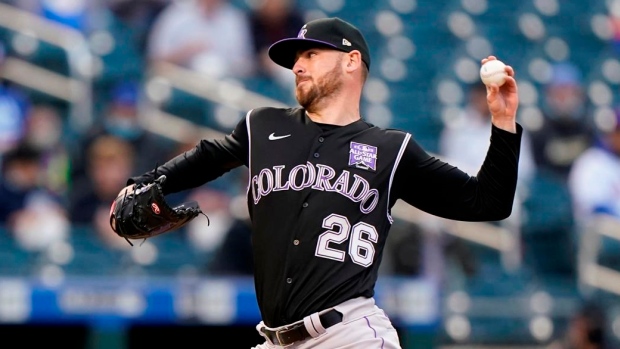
[345,50,362,73]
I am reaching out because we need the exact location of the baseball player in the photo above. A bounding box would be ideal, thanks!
[114,17,522,348]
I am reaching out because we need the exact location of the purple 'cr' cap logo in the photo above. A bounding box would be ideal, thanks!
[298,26,307,39]
[348,142,377,171]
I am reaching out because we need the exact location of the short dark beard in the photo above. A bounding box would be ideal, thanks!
[296,59,343,112]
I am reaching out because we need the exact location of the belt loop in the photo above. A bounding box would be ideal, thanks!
[302,315,320,338]
[309,312,327,337]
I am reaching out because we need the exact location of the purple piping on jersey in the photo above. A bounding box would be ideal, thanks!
[245,109,254,198]
[364,316,386,349]
[386,133,412,224]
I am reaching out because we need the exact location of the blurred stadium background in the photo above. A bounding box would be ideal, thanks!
[0,0,620,348]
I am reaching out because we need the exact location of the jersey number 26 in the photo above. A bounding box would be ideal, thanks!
[315,214,378,267]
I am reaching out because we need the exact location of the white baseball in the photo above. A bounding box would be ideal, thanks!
[480,59,507,86]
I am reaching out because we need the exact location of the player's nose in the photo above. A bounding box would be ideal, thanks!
[292,53,307,75]
[293,59,305,75]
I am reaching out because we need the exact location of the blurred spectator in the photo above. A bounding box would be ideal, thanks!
[147,0,255,79]
[523,63,591,276]
[439,82,536,191]
[185,186,235,253]
[528,62,595,180]
[71,80,176,185]
[248,0,304,89]
[437,82,536,278]
[548,302,609,349]
[206,213,253,275]
[381,218,426,277]
[22,103,70,199]
[568,107,620,225]
[204,170,253,275]
[0,142,69,251]
[69,134,135,249]
[611,8,620,54]
[0,41,30,154]
[0,142,42,223]
[107,0,169,54]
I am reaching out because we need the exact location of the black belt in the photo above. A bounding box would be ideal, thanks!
[261,309,343,347]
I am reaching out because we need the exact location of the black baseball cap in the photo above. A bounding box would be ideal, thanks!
[268,17,371,71]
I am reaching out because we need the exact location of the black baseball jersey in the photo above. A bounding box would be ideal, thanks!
[130,107,522,327]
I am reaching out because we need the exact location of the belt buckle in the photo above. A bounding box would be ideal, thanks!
[276,329,294,348]
[275,322,305,347]
[260,326,293,347]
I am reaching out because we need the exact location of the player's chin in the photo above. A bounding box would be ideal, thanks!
[295,89,309,103]
[295,81,311,94]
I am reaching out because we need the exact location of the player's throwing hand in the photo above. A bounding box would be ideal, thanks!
[482,56,519,133]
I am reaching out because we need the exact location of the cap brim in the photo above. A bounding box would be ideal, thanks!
[268,38,339,70]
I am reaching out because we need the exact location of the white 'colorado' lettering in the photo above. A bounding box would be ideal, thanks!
[251,163,379,214]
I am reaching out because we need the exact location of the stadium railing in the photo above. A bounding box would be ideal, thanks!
[0,2,94,133]
[577,213,620,296]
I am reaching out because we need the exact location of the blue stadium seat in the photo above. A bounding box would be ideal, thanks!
[65,227,128,276]
[0,228,35,277]
[566,34,609,75]
[242,76,293,105]
[141,234,203,277]
[458,244,534,298]
[520,171,576,277]
[95,12,145,84]
[161,88,213,126]
[597,234,620,271]
[482,28,530,62]
[466,318,534,344]
[386,87,443,152]
[25,40,70,76]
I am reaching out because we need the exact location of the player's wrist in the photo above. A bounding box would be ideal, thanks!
[491,118,517,133]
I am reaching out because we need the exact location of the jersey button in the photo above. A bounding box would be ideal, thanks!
[293,239,300,245]
[313,153,320,158]
[286,278,292,284]
[318,137,324,143]
[302,202,309,208]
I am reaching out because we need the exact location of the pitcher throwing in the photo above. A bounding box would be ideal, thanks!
[113,17,521,348]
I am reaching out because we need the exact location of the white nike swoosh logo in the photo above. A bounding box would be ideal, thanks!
[268,133,291,141]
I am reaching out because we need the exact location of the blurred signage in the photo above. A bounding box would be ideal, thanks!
[0,276,439,329]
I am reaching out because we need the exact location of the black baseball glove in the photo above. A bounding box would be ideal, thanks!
[109,175,207,245]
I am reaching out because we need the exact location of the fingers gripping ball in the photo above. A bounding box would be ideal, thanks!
[109,175,208,245]
[480,59,507,86]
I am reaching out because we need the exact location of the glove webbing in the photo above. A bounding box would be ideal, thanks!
[112,173,210,246]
